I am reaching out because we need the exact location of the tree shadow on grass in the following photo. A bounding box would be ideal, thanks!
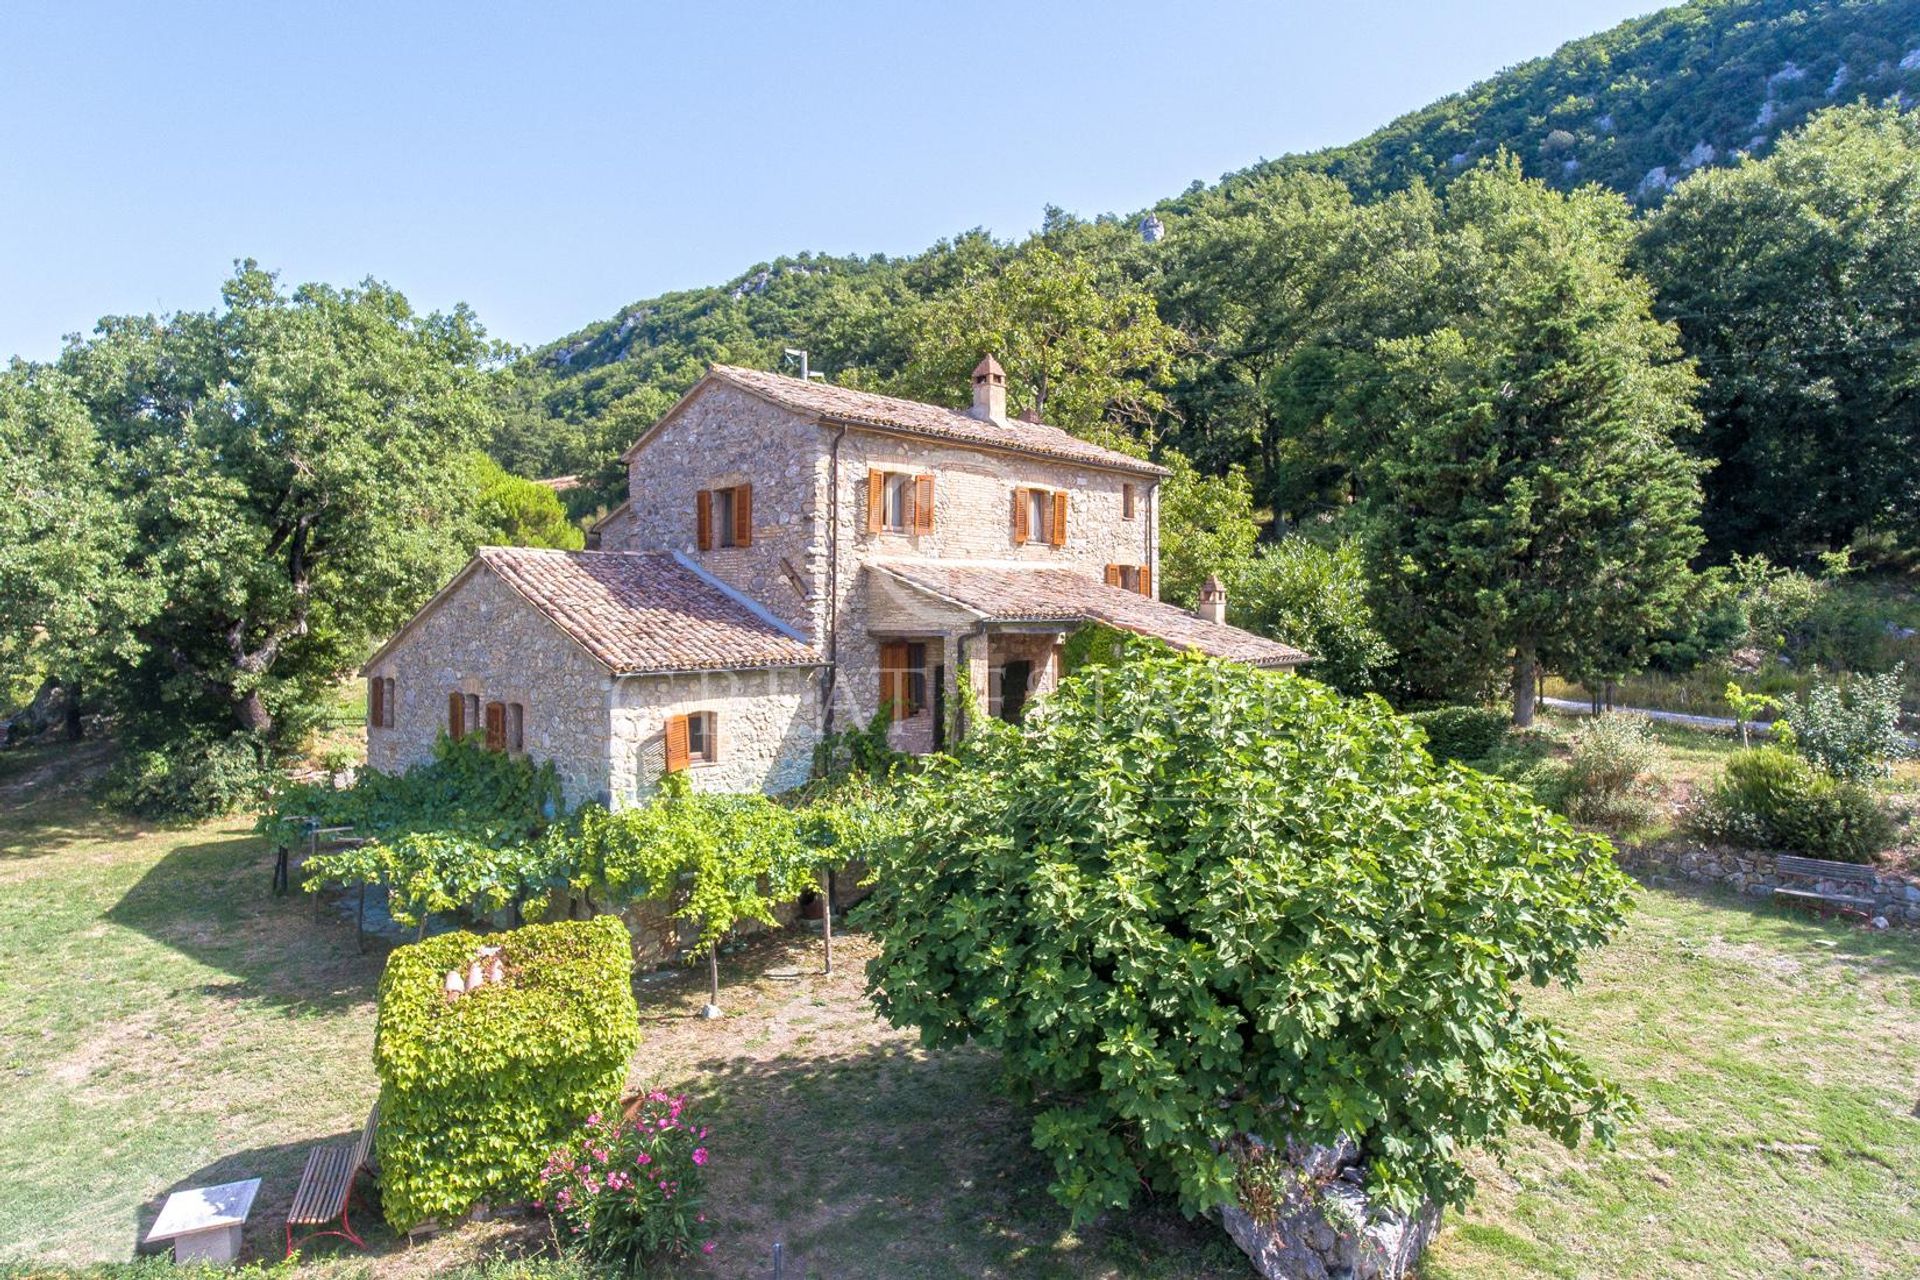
[104,831,388,1016]
[674,1042,1245,1280]
[1633,876,1920,979]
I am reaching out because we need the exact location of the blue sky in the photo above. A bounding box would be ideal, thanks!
[2,1,1663,361]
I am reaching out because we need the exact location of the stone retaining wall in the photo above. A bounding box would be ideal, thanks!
[1616,843,1920,926]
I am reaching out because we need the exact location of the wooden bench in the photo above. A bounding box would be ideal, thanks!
[286,1105,378,1257]
[1773,854,1880,917]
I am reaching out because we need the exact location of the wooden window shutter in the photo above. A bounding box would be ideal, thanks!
[370,677,384,729]
[447,692,464,740]
[484,701,506,752]
[696,490,713,550]
[1105,564,1122,587]
[866,470,886,533]
[913,473,935,533]
[1012,488,1030,543]
[1050,491,1069,547]
[732,484,752,547]
[1139,565,1154,598]
[664,714,690,773]
[880,641,908,720]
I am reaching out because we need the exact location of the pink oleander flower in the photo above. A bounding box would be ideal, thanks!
[702,1241,716,1255]
[636,1151,652,1166]
[692,1148,709,1166]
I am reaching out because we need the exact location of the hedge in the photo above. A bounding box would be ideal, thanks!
[372,915,640,1229]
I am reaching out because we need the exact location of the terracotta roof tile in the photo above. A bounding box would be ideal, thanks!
[706,365,1169,477]
[873,563,1310,668]
[478,548,819,674]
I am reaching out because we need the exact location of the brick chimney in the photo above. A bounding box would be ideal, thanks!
[970,355,1007,422]
[1196,573,1227,624]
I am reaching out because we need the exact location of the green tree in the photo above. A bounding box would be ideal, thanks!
[1639,104,1920,559]
[1158,174,1441,520]
[0,363,159,722]
[860,652,1633,1223]
[1227,537,1391,694]
[1155,451,1259,608]
[893,243,1178,437]
[62,261,500,749]
[1362,159,1706,723]
[467,453,585,550]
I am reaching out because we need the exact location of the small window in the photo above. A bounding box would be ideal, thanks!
[1119,565,1141,592]
[697,485,752,549]
[665,712,717,772]
[464,693,481,738]
[1123,483,1137,520]
[508,703,525,754]
[868,469,934,534]
[686,712,715,763]
[382,677,396,728]
[883,473,912,531]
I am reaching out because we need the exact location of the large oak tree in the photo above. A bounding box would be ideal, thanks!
[60,262,500,743]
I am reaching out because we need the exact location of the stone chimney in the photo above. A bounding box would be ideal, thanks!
[1196,573,1227,624]
[970,355,1007,422]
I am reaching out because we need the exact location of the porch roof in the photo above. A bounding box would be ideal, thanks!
[871,563,1309,669]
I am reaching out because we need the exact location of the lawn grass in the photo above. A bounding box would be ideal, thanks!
[2,739,1917,1278]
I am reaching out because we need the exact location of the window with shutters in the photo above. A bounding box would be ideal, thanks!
[663,712,717,772]
[878,640,928,721]
[508,703,525,754]
[1014,487,1067,547]
[697,485,753,549]
[484,701,507,752]
[867,469,934,534]
[369,677,385,730]
[1104,564,1155,596]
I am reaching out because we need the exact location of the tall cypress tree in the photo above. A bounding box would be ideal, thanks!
[1363,158,1706,724]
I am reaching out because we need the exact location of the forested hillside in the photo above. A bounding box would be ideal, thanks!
[503,0,1920,497]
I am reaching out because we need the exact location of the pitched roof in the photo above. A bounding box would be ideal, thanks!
[629,365,1169,478]
[369,548,820,676]
[872,563,1310,668]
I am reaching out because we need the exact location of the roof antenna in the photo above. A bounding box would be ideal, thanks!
[783,348,826,381]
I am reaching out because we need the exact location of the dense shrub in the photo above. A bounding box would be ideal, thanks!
[861,653,1633,1222]
[104,731,272,819]
[1227,537,1394,694]
[1407,705,1509,764]
[373,916,641,1230]
[1783,666,1910,782]
[1560,714,1660,829]
[1686,748,1896,863]
[539,1092,714,1265]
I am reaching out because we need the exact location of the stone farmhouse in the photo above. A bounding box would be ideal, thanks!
[364,359,1307,806]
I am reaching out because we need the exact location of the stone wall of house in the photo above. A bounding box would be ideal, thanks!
[588,501,636,552]
[608,665,820,806]
[365,568,615,807]
[1616,843,1920,926]
[623,382,830,641]
[830,428,1158,739]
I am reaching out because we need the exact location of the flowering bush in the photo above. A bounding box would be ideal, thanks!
[539,1092,714,1266]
